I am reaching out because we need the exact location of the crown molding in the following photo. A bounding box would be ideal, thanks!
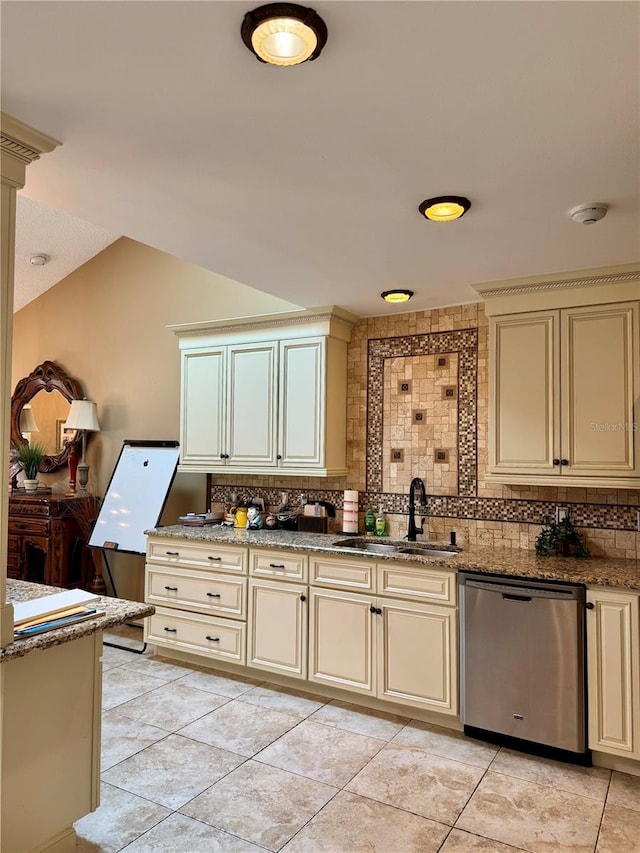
[474,268,640,299]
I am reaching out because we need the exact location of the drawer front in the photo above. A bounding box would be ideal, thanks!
[147,537,247,574]
[250,548,308,582]
[146,567,246,619]
[377,563,456,605]
[145,606,246,663]
[9,502,52,518]
[8,518,49,536]
[310,556,375,592]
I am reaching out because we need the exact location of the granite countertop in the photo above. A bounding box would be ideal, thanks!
[2,580,154,662]
[148,525,640,591]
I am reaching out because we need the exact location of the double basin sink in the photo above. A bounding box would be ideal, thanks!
[332,537,459,558]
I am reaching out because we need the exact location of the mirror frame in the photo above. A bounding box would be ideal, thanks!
[10,360,85,473]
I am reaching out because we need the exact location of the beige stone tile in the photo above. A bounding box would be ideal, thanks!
[239,683,327,718]
[101,666,168,711]
[101,644,137,670]
[440,828,523,852]
[113,680,229,731]
[101,733,243,809]
[596,802,640,852]
[120,653,200,681]
[607,770,640,812]
[392,720,498,769]
[179,698,300,757]
[182,759,337,852]
[119,812,264,852]
[256,718,385,787]
[310,699,408,741]
[456,770,603,853]
[491,748,610,801]
[100,709,168,771]
[347,742,484,825]
[178,667,262,698]
[281,789,448,853]
[74,781,170,853]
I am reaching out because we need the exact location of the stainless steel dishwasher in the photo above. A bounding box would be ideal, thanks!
[459,571,588,760]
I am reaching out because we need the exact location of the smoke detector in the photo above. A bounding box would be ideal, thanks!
[28,253,50,266]
[570,203,608,225]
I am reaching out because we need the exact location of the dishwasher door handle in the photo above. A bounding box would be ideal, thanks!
[502,593,532,602]
[463,578,580,600]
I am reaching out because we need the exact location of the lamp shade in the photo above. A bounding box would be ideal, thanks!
[19,405,39,433]
[64,399,101,432]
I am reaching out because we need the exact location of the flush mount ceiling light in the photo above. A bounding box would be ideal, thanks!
[28,254,50,266]
[241,3,328,66]
[419,196,471,222]
[381,289,414,304]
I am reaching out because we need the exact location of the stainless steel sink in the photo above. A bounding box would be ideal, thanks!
[332,538,459,558]
[397,546,458,557]
[332,538,399,553]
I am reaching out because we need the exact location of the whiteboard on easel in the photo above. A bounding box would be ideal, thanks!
[88,440,180,555]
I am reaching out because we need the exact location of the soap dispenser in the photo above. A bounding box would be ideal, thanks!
[375,505,387,537]
[364,508,376,535]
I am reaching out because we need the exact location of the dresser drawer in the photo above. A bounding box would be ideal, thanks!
[145,606,246,663]
[310,556,375,592]
[377,563,456,605]
[146,567,247,619]
[146,537,247,574]
[8,517,49,536]
[250,548,308,582]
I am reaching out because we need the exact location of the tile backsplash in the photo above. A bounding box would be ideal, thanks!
[209,303,639,561]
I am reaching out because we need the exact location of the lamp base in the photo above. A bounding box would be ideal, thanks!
[76,461,90,496]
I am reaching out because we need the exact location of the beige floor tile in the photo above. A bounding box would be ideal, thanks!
[346,742,484,825]
[101,644,137,670]
[113,680,229,731]
[101,667,168,711]
[74,781,170,853]
[440,828,524,852]
[256,718,385,786]
[280,790,449,853]
[121,653,200,681]
[116,812,264,852]
[179,698,301,757]
[239,683,327,718]
[101,733,243,809]
[392,720,498,769]
[457,770,604,853]
[490,748,610,801]
[596,802,640,852]
[182,760,337,851]
[607,770,640,812]
[310,699,408,741]
[101,709,169,770]
[179,667,263,698]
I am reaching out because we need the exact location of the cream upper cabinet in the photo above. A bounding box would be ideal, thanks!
[488,300,640,487]
[171,307,357,476]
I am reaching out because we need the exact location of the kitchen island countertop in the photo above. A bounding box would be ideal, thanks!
[146,525,640,592]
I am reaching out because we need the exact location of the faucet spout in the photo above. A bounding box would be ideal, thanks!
[407,477,427,541]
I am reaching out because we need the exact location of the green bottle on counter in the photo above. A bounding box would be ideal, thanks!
[364,508,376,535]
[375,506,387,537]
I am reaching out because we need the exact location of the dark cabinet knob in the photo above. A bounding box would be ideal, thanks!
[377,607,383,615]
[300,594,306,602]
[370,605,377,613]
[586,602,595,610]
[560,458,569,466]
[553,459,560,466]
[220,454,225,459]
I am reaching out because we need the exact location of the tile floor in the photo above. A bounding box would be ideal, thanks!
[75,630,640,852]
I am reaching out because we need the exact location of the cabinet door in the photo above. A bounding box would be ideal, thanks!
[279,338,324,468]
[587,588,640,759]
[562,302,640,478]
[377,597,458,715]
[489,311,560,475]
[308,588,375,695]
[247,579,307,678]
[227,343,278,466]
[180,347,226,468]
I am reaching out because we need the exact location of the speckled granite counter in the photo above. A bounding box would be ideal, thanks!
[147,525,640,591]
[2,579,154,662]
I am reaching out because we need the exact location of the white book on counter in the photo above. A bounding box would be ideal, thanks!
[13,589,100,627]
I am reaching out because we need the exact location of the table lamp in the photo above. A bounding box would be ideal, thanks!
[19,405,39,438]
[64,399,101,496]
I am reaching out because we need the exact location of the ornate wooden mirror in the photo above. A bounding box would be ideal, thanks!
[10,361,85,473]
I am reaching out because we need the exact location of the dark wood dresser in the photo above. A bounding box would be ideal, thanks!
[7,493,98,589]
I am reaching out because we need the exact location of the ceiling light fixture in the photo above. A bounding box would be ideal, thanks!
[28,253,50,266]
[381,289,414,304]
[419,196,471,222]
[570,203,608,224]
[241,3,328,66]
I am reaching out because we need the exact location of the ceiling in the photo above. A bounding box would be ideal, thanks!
[2,1,639,318]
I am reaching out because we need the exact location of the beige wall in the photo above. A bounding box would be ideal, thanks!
[12,237,298,598]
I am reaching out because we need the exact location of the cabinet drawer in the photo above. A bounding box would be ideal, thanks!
[8,518,49,536]
[147,537,247,574]
[310,556,375,592]
[145,606,246,664]
[146,567,247,619]
[250,548,308,581]
[377,563,456,605]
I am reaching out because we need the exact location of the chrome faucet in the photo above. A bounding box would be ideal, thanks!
[407,477,427,541]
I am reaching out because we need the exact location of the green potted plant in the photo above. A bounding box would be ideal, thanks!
[16,440,46,492]
[535,515,590,558]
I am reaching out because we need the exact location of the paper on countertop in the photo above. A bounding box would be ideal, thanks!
[13,588,100,626]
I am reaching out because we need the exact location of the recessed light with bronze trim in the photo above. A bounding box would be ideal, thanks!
[381,289,414,304]
[419,196,471,222]
[241,3,328,66]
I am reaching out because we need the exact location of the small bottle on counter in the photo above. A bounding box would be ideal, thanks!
[375,505,387,537]
[364,508,376,535]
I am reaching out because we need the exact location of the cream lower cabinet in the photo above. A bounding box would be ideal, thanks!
[586,586,640,760]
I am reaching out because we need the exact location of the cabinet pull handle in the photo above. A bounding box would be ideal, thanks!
[269,563,285,569]
[560,458,569,466]
[164,585,178,591]
[300,594,307,602]
[206,592,221,598]
[206,635,220,642]
[163,626,177,633]
[552,459,560,466]
[208,556,222,561]
[166,551,179,556]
